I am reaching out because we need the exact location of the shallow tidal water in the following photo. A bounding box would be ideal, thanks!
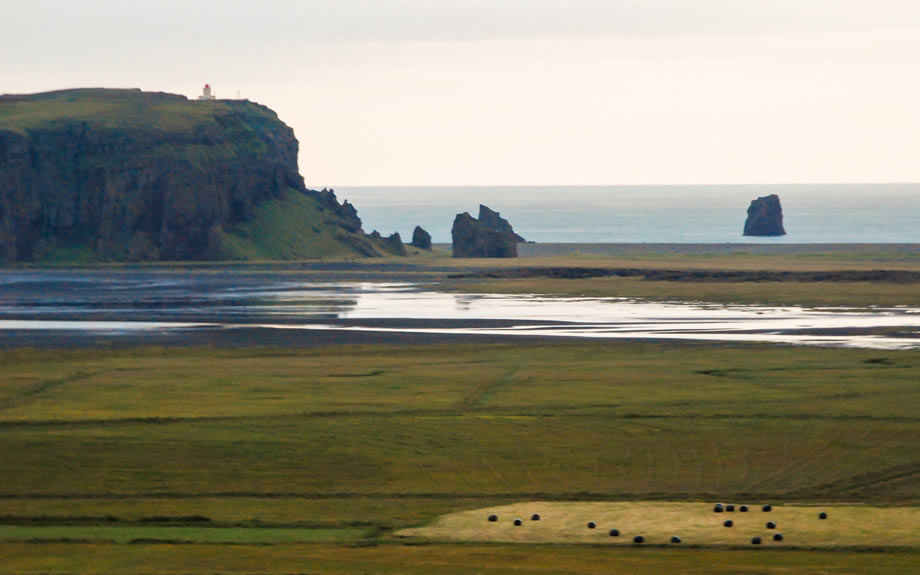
[1,271,919,350]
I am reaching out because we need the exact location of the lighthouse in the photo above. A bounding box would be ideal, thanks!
[198,84,216,101]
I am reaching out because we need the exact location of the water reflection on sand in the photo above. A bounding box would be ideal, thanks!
[1,272,919,349]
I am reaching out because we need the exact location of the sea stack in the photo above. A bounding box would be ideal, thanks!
[477,204,526,242]
[743,194,786,237]
[411,225,432,250]
[451,205,521,258]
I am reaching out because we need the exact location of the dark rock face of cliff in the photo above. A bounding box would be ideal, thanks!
[451,205,520,258]
[0,88,386,262]
[743,194,786,237]
[411,225,432,250]
[317,189,363,234]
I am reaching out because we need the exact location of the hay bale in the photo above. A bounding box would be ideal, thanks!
[671,536,682,544]
[488,514,498,522]
[723,520,733,528]
[609,528,620,537]
[713,504,724,513]
[766,521,776,529]
[587,521,596,529]
[725,504,735,512]
[513,518,522,526]
[762,504,772,512]
[633,535,645,543]
[739,505,749,512]
[751,536,762,545]
[773,533,784,541]
[531,513,540,521]
[819,512,828,520]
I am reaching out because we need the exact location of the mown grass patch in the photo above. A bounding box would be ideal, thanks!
[400,502,920,548]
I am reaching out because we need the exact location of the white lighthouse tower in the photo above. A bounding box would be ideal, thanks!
[198,84,216,101]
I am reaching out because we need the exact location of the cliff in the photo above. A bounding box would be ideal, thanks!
[0,88,394,262]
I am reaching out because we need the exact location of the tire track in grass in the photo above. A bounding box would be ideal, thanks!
[748,433,799,490]
[0,371,104,413]
[459,362,522,410]
[802,461,920,498]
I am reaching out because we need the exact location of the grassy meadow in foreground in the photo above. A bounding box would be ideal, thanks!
[0,341,917,573]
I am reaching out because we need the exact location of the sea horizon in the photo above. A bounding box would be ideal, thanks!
[337,183,920,245]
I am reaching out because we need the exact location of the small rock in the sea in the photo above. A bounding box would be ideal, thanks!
[743,195,786,237]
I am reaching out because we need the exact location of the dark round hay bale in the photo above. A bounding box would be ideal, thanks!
[609,528,620,537]
[671,536,682,544]
[488,514,498,522]
[725,504,735,512]
[751,536,762,545]
[531,513,540,521]
[713,504,724,513]
[513,518,522,526]
[762,504,772,512]
[773,533,784,541]
[587,521,596,529]
[766,521,776,529]
[739,505,749,512]
[723,520,733,528]
[633,535,645,543]
[819,512,828,520]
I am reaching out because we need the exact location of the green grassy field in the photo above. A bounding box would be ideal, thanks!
[0,525,369,544]
[0,89,270,135]
[0,341,918,572]
[2,542,916,575]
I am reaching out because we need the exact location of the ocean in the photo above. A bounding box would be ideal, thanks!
[337,184,920,244]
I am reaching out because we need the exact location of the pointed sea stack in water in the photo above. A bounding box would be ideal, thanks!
[743,194,786,236]
[451,205,521,258]
[477,204,526,242]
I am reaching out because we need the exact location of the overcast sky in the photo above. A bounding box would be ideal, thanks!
[3,0,919,186]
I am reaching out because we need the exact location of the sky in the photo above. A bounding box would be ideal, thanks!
[3,0,920,186]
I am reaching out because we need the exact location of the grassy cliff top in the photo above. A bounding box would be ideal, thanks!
[0,88,278,135]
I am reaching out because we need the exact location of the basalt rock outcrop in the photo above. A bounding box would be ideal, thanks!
[0,88,395,262]
[477,204,526,243]
[451,204,521,258]
[411,225,432,250]
[369,230,407,256]
[743,194,786,237]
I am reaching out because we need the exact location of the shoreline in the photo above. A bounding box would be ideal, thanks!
[515,242,920,257]
[2,242,918,272]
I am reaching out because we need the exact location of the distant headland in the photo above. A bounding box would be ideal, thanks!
[0,88,404,262]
